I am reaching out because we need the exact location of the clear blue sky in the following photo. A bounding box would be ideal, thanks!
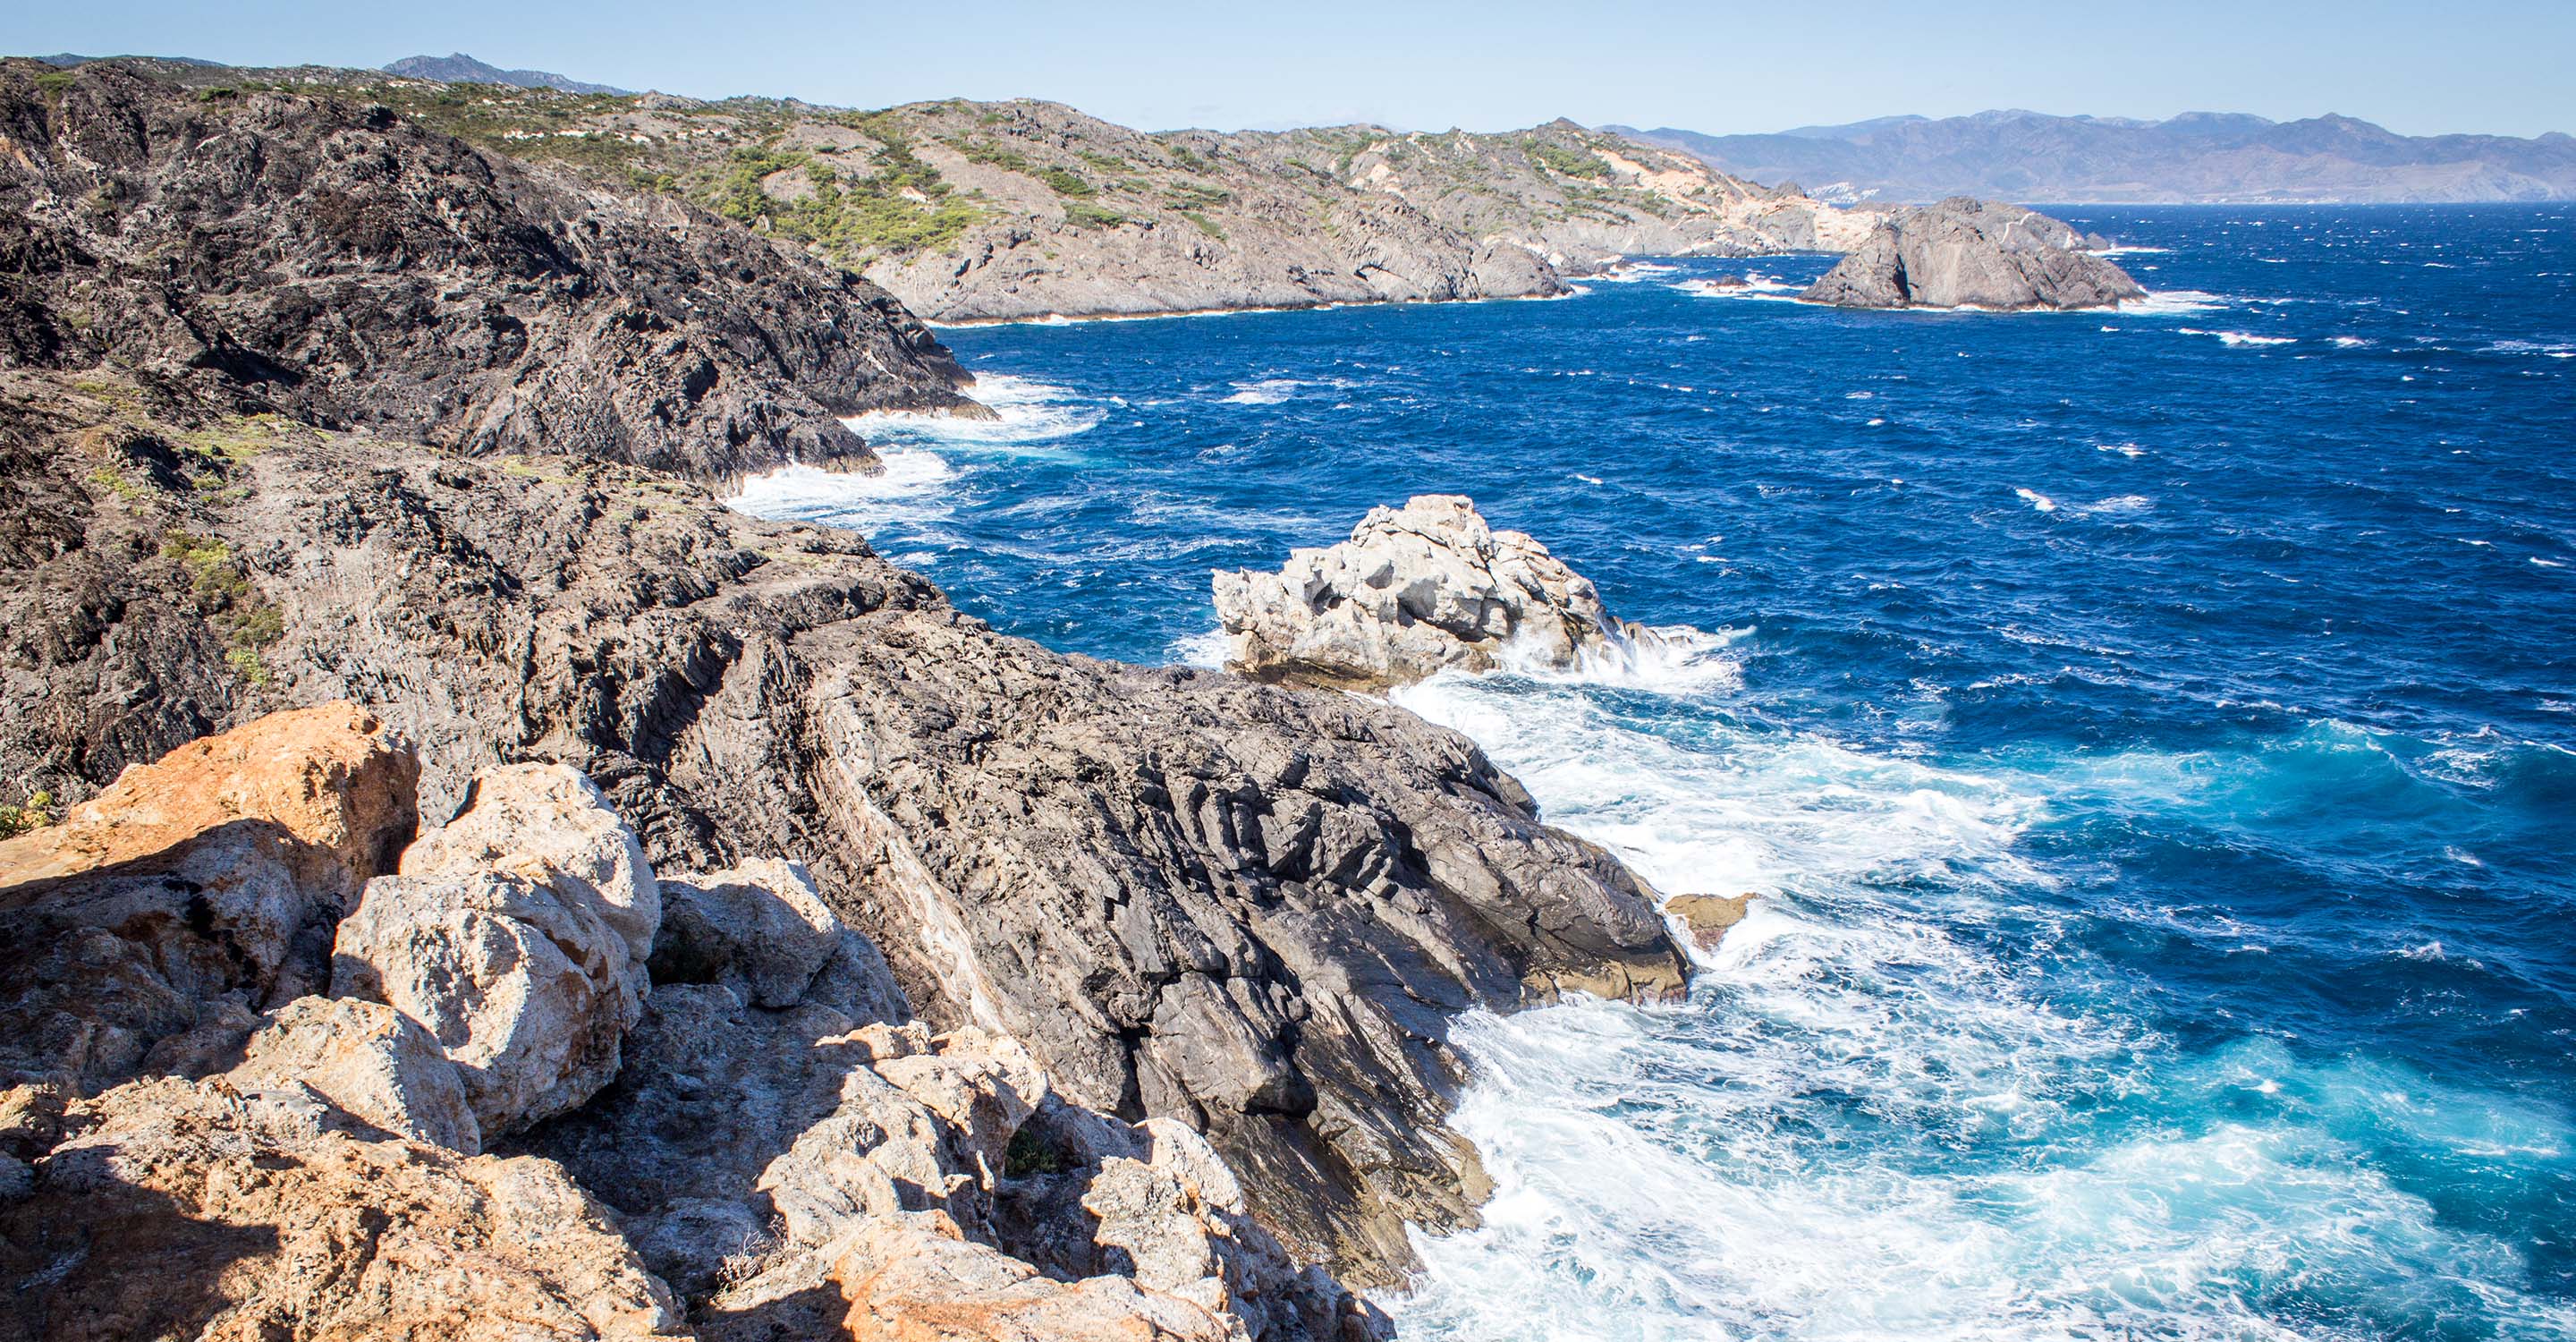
[9,1,2572,138]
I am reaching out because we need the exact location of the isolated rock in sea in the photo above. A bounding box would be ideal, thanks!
[1665,893,1753,951]
[0,1076,688,1342]
[0,703,418,1095]
[1213,493,1657,690]
[228,993,482,1152]
[1801,197,2147,310]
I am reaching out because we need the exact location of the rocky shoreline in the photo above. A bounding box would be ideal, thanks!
[1,56,1750,1342]
[54,57,2140,321]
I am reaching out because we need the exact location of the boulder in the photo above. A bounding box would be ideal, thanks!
[1800,197,2147,310]
[1212,494,1657,690]
[333,871,643,1139]
[399,764,661,974]
[0,1076,688,1342]
[227,994,480,1152]
[652,858,851,1010]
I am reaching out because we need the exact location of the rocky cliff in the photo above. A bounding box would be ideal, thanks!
[0,365,1687,1304]
[0,60,980,485]
[67,59,2128,319]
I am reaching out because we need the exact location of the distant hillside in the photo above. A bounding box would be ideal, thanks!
[383,52,630,96]
[1611,110,2576,203]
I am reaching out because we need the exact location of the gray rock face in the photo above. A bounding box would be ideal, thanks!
[331,765,663,1137]
[227,993,481,1152]
[1801,197,2147,310]
[0,369,1690,1287]
[0,60,981,485]
[1213,493,1658,690]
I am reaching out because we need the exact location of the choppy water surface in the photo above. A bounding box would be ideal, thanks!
[736,207,2576,1340]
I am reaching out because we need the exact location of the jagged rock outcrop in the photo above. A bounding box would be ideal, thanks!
[0,368,1690,1290]
[1800,197,2146,310]
[0,60,982,485]
[0,708,1389,1339]
[0,702,416,1095]
[1213,494,1657,691]
[332,765,660,1138]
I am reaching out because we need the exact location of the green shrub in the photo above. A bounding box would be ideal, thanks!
[1062,201,1124,229]
[1526,140,1612,180]
[1037,166,1095,198]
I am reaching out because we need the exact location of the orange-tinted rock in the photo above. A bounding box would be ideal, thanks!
[0,1076,687,1342]
[0,701,418,900]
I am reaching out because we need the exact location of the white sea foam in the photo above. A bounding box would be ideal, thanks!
[2015,488,2059,513]
[1675,275,1801,300]
[1222,378,1314,405]
[1379,667,2576,1340]
[724,450,959,536]
[848,372,1106,446]
[2179,327,2298,348]
[2114,288,2225,316]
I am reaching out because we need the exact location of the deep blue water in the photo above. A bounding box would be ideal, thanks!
[738,206,2576,1340]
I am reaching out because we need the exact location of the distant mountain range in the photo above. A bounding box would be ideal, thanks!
[1609,110,2576,203]
[381,53,630,96]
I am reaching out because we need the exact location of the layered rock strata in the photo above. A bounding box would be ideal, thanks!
[0,369,1690,1291]
[1,711,1391,1339]
[1213,494,1660,691]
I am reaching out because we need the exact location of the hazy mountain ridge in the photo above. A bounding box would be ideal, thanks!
[1612,109,2576,203]
[383,52,632,96]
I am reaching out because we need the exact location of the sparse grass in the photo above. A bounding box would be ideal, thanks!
[87,466,140,501]
[183,412,290,464]
[1162,183,1233,212]
[161,530,284,684]
[1525,139,1612,180]
[1004,1127,1074,1177]
[1181,210,1225,241]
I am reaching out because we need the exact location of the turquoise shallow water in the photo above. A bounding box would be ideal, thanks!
[737,206,2576,1339]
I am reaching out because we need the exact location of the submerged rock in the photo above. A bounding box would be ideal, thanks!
[1213,493,1657,691]
[1801,198,2146,310]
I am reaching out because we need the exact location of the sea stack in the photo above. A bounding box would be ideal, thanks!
[1213,494,1657,691]
[1801,197,2147,310]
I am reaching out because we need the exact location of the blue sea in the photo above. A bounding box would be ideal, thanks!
[736,206,2576,1340]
